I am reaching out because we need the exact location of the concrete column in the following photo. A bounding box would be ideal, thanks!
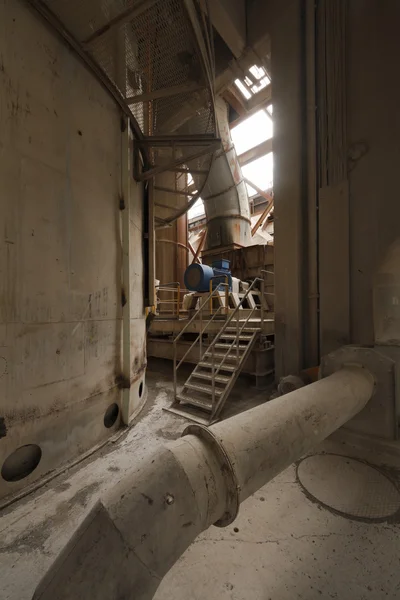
[249,0,307,378]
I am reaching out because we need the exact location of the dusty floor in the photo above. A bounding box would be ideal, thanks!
[1,358,400,599]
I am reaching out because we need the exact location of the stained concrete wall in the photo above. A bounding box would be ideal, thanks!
[347,0,400,346]
[249,0,305,378]
[0,0,146,500]
[248,0,400,370]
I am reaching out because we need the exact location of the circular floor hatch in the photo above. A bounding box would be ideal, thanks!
[297,454,400,521]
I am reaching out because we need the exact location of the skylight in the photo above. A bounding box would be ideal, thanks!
[249,64,266,80]
[234,78,251,100]
[234,64,271,100]
[188,197,204,220]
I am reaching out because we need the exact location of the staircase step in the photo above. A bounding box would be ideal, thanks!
[225,326,260,333]
[164,403,218,425]
[192,371,231,384]
[203,351,239,362]
[220,333,253,341]
[214,343,247,351]
[176,393,213,410]
[199,361,236,372]
[184,382,224,396]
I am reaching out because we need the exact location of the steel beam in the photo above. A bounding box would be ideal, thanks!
[137,143,220,182]
[237,138,273,167]
[126,83,204,105]
[83,0,160,44]
[137,134,220,147]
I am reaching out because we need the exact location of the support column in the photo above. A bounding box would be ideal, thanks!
[271,0,306,377]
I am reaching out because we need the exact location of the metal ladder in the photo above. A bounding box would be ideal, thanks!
[166,277,265,425]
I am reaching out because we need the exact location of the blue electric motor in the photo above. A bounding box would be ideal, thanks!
[184,260,232,292]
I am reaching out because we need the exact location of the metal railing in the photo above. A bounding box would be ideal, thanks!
[173,282,229,398]
[173,276,267,415]
[156,282,184,318]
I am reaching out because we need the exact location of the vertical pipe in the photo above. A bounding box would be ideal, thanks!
[236,310,239,363]
[261,276,265,329]
[121,117,132,425]
[212,343,215,408]
[273,0,306,378]
[173,340,177,400]
[200,309,203,360]
[148,179,156,308]
[305,0,319,366]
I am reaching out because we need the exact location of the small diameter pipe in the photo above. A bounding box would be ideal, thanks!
[33,366,374,600]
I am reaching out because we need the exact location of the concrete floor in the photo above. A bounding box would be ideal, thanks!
[1,358,400,599]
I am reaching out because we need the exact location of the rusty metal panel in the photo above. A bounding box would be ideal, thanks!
[319,181,350,355]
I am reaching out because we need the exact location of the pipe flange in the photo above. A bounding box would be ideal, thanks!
[182,424,240,527]
[321,345,396,439]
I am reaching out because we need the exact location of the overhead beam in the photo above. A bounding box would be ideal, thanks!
[172,168,209,175]
[126,82,203,105]
[238,138,273,167]
[83,0,159,44]
[187,240,200,263]
[203,0,246,58]
[243,178,273,203]
[222,88,247,117]
[137,142,220,181]
[192,228,207,263]
[247,83,272,111]
[137,134,220,147]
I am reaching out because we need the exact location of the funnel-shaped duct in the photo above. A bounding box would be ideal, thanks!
[201,98,251,251]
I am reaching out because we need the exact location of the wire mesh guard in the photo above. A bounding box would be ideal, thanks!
[40,0,218,224]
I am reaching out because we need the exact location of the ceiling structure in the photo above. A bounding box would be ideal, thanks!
[27,0,271,226]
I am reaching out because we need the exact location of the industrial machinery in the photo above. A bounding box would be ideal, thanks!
[152,270,274,423]
[184,260,233,293]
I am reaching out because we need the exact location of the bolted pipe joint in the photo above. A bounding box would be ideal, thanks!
[33,362,374,600]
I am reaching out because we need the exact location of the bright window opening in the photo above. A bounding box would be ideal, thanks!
[188,197,204,220]
[250,76,270,94]
[249,64,266,80]
[231,109,273,156]
[242,153,273,197]
[234,64,270,99]
[234,78,251,100]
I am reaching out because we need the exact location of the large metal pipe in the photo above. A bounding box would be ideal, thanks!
[33,366,373,600]
[201,97,252,251]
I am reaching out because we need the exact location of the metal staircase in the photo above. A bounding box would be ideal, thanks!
[166,278,265,425]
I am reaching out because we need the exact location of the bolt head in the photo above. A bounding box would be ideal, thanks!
[165,494,175,505]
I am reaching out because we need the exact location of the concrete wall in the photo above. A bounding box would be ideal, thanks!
[249,0,306,378]
[249,0,400,362]
[0,0,146,500]
[347,0,400,346]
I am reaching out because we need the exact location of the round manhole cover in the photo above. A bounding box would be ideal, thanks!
[297,454,400,520]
